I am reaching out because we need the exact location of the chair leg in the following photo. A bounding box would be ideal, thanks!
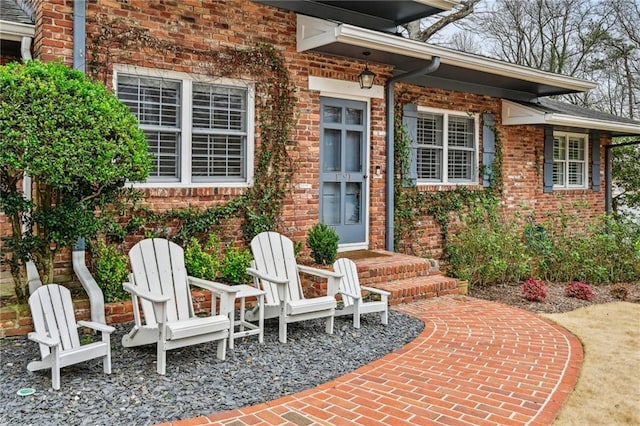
[157,343,166,375]
[325,315,334,335]
[216,338,226,361]
[279,303,287,343]
[103,333,112,374]
[51,346,61,390]
[353,300,361,329]
[381,308,388,326]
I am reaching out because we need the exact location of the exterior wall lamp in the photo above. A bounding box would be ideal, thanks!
[358,51,375,89]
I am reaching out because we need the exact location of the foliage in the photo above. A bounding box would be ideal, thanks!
[0,60,150,301]
[92,239,130,302]
[565,281,595,301]
[447,205,530,286]
[610,283,630,300]
[220,246,253,285]
[184,236,220,281]
[522,278,548,302]
[612,142,640,217]
[306,223,339,265]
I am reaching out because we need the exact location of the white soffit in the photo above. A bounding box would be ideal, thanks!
[297,15,596,94]
[502,100,640,135]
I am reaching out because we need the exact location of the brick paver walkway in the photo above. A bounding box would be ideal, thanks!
[158,296,583,426]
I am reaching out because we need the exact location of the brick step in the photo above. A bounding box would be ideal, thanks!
[366,275,459,305]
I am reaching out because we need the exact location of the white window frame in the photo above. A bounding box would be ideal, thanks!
[553,131,589,190]
[416,106,479,185]
[113,64,255,188]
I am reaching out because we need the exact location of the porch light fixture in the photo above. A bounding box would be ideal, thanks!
[358,51,375,89]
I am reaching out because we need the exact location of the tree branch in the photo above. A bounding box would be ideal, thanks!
[414,0,481,42]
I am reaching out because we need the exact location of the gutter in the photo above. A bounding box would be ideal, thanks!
[385,56,441,251]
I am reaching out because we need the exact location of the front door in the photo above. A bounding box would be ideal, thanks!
[319,97,367,245]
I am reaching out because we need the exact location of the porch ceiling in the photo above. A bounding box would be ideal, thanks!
[255,0,458,33]
[297,15,596,101]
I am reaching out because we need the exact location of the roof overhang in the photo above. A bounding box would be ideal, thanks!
[503,100,640,136]
[256,0,459,33]
[297,15,596,101]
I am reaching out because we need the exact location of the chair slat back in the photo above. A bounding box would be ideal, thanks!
[250,232,303,306]
[29,285,81,358]
[129,239,194,326]
[333,258,361,308]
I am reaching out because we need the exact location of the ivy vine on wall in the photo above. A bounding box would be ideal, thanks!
[393,99,503,259]
[88,15,297,245]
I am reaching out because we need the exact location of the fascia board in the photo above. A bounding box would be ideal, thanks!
[298,15,596,94]
[0,20,35,39]
[417,0,461,10]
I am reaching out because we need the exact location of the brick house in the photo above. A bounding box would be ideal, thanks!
[2,0,640,291]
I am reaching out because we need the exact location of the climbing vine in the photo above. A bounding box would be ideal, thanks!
[393,99,503,258]
[88,15,297,245]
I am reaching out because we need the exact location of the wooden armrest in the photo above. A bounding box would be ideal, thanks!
[28,332,58,347]
[360,286,391,296]
[77,321,116,334]
[297,264,343,279]
[123,283,171,303]
[338,289,362,299]
[246,267,289,285]
[188,276,240,295]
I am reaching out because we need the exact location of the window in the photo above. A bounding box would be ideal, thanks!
[553,132,588,189]
[415,108,478,184]
[115,66,254,187]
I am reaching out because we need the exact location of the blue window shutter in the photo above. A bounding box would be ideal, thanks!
[402,103,418,187]
[591,131,600,191]
[482,113,495,187]
[543,126,554,193]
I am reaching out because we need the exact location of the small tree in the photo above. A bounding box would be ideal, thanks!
[0,60,150,301]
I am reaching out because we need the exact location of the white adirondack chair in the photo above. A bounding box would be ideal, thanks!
[246,231,340,343]
[122,238,238,375]
[333,258,390,328]
[27,284,115,390]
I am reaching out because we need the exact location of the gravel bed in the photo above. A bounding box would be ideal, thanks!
[0,311,423,426]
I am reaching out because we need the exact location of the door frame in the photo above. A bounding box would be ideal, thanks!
[309,76,384,251]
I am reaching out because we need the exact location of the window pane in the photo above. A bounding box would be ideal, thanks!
[193,84,246,131]
[553,136,566,160]
[448,116,474,148]
[568,162,584,186]
[144,130,180,179]
[346,131,362,172]
[417,113,443,146]
[448,150,473,180]
[323,129,341,172]
[568,137,585,161]
[118,75,180,127]
[192,134,244,180]
[417,147,442,180]
[345,108,362,125]
[323,106,341,123]
[345,183,361,224]
[553,162,565,186]
[322,182,341,225]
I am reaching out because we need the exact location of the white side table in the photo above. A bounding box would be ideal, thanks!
[229,284,265,349]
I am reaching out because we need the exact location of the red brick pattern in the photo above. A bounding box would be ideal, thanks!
[155,296,582,426]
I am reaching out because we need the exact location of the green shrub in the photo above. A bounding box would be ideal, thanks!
[93,240,129,302]
[220,246,253,284]
[448,206,530,286]
[184,236,220,281]
[306,223,339,265]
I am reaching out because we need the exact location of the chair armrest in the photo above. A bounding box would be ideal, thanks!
[28,332,58,347]
[361,286,391,297]
[188,276,240,295]
[123,283,171,303]
[297,264,343,279]
[338,289,362,300]
[77,321,116,334]
[246,267,289,285]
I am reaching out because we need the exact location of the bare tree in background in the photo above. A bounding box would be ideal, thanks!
[402,0,481,41]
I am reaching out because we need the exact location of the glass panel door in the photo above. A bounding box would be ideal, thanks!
[319,97,367,245]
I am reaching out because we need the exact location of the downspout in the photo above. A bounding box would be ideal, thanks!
[71,0,106,324]
[385,57,440,251]
[605,140,640,214]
